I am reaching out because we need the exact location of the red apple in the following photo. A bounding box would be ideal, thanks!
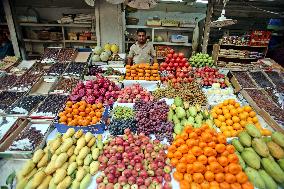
[178,53,184,58]
[173,53,178,59]
[176,57,181,63]
[169,49,174,54]
[173,63,179,67]
[167,54,173,59]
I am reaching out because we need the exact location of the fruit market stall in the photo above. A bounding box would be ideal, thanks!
[0,45,283,189]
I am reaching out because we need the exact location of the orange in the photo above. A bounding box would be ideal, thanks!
[58,112,65,117]
[96,112,102,118]
[97,103,103,109]
[220,182,230,189]
[243,112,249,119]
[232,116,240,123]
[231,183,242,189]
[72,108,79,115]
[220,126,227,132]
[207,156,217,164]
[232,123,241,130]
[79,112,86,117]
[72,103,79,109]
[214,120,222,127]
[249,111,256,117]
[236,107,243,114]
[212,112,218,119]
[65,107,72,113]
[230,109,238,116]
[226,126,233,131]
[225,173,236,184]
[240,120,247,127]
[216,108,223,115]
[224,113,232,120]
[228,154,239,163]
[218,115,226,122]
[236,172,248,184]
[234,102,240,108]
[215,144,226,153]
[92,104,97,110]
[222,108,230,115]
[244,106,252,112]
[218,156,228,167]
[229,99,236,105]
[223,130,231,137]
[204,171,215,182]
[78,105,85,112]
[66,113,73,118]
[239,113,247,120]
[85,107,91,114]
[193,173,204,184]
[252,116,258,123]
[223,100,229,106]
[66,101,73,107]
[228,163,242,175]
[227,105,235,111]
[215,173,225,183]
[226,119,233,126]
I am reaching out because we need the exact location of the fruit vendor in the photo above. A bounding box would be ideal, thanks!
[0,31,14,59]
[127,28,157,65]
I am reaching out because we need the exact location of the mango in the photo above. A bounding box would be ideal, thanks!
[258,169,277,189]
[252,138,269,157]
[245,167,265,189]
[239,131,251,147]
[246,124,261,138]
[261,158,284,183]
[271,131,284,148]
[241,150,260,169]
[232,138,244,152]
[267,141,284,159]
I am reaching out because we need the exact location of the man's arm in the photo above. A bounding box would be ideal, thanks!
[127,57,133,65]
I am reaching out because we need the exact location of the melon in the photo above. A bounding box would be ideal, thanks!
[100,52,110,62]
[94,46,103,55]
[92,54,101,62]
[104,50,112,56]
[110,44,119,53]
[104,43,111,51]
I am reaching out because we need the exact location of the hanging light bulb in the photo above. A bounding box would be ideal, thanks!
[211,0,237,28]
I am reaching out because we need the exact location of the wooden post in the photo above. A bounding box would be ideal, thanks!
[2,0,23,58]
[202,0,214,53]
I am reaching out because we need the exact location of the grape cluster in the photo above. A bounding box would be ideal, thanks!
[134,100,173,142]
[108,118,137,136]
[113,106,134,119]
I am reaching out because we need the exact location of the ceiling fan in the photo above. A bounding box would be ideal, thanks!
[211,0,237,28]
[106,0,158,9]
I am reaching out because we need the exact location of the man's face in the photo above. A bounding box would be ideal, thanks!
[137,32,146,44]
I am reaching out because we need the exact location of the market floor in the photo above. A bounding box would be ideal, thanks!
[0,158,25,186]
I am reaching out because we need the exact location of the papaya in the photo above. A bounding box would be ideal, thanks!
[235,152,246,170]
[241,150,260,169]
[258,169,277,189]
[245,167,265,189]
[278,159,284,170]
[267,141,284,159]
[271,131,284,148]
[261,158,284,183]
[238,131,251,147]
[252,138,269,157]
[246,124,261,138]
[232,139,244,152]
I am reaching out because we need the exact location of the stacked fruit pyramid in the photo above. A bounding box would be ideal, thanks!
[211,99,271,137]
[167,124,254,189]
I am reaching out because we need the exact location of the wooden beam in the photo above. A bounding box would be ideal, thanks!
[2,0,22,58]
[202,0,213,53]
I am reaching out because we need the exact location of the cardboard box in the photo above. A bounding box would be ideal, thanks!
[0,119,53,158]
[171,35,188,43]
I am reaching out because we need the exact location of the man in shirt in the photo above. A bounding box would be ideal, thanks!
[127,28,156,65]
[0,32,14,59]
